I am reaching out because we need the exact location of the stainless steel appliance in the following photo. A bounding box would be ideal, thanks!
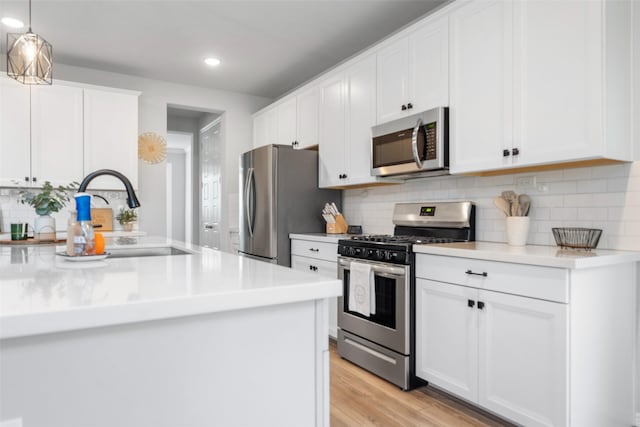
[239,144,341,266]
[371,107,449,178]
[337,201,475,390]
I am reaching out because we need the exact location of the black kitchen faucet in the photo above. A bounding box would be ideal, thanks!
[78,169,141,208]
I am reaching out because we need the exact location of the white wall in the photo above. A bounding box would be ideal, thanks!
[48,63,271,251]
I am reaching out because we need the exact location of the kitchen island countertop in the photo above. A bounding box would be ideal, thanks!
[0,236,341,339]
[414,241,640,269]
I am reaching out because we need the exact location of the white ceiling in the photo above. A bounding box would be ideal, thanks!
[0,0,446,99]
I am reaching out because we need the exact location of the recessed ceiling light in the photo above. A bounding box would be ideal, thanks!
[1,17,24,28]
[204,57,221,67]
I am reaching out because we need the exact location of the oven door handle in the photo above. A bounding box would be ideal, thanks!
[411,117,424,169]
[338,258,406,277]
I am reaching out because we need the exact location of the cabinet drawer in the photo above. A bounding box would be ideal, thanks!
[291,255,337,278]
[291,239,338,262]
[416,254,568,303]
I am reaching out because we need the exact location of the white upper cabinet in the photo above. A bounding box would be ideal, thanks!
[319,55,379,188]
[377,15,449,124]
[450,0,634,174]
[318,74,346,187]
[449,0,512,173]
[31,84,84,187]
[295,86,320,149]
[277,97,297,147]
[0,78,139,190]
[253,87,320,150]
[83,88,139,190]
[0,76,31,187]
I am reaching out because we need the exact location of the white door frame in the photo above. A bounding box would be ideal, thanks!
[166,131,193,243]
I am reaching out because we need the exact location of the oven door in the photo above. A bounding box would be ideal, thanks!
[337,256,410,355]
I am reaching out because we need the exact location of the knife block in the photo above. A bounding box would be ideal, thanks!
[326,214,348,234]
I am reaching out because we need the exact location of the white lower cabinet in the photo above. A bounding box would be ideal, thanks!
[415,253,635,427]
[290,237,339,338]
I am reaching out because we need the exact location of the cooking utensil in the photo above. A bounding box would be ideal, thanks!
[493,197,511,217]
[518,194,531,216]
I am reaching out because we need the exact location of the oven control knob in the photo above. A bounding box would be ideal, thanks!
[375,250,384,260]
[385,252,395,261]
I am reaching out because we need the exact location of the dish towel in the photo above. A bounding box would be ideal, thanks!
[348,262,376,317]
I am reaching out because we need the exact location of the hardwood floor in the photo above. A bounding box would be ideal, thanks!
[330,342,515,427]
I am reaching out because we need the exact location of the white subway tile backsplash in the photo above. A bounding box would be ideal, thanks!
[343,162,640,250]
[576,179,607,194]
[0,189,129,233]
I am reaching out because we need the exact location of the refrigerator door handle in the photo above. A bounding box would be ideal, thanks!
[244,168,253,237]
[245,167,254,237]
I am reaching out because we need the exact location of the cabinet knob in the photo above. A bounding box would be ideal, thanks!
[467,299,475,308]
[503,149,511,157]
[407,102,413,110]
[477,301,485,310]
[24,176,29,182]
[401,104,407,111]
[512,147,520,156]
[32,177,37,182]
[343,174,347,179]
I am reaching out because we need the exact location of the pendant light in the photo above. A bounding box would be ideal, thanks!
[6,0,53,85]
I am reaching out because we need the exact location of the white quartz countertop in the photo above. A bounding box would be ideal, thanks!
[0,237,341,339]
[414,241,640,269]
[289,233,352,244]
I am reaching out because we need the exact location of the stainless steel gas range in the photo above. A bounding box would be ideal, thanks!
[336,201,475,390]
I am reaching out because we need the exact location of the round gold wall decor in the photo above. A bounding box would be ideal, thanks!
[138,132,167,164]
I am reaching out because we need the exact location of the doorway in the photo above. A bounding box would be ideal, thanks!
[166,107,221,246]
[166,132,192,242]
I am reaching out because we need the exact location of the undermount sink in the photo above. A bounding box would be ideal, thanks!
[108,246,192,259]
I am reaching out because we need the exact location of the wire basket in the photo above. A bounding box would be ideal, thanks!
[552,228,602,250]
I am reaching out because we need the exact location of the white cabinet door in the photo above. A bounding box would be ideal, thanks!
[277,97,297,147]
[265,108,278,146]
[0,76,31,186]
[83,89,138,190]
[513,0,602,167]
[449,0,513,174]
[416,279,478,402]
[291,253,339,338]
[478,289,568,427]
[376,38,409,124]
[253,112,269,148]
[296,86,319,149]
[31,84,84,187]
[345,55,376,185]
[408,16,449,112]
[318,74,346,188]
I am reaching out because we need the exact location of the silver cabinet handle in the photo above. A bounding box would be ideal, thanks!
[411,117,424,169]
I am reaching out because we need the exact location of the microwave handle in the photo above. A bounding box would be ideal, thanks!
[411,118,424,169]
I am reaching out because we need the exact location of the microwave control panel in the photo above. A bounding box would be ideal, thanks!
[424,122,437,160]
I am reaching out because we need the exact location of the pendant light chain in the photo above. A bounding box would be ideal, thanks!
[28,0,32,31]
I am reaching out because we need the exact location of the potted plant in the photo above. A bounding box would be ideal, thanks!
[19,181,77,241]
[116,207,138,232]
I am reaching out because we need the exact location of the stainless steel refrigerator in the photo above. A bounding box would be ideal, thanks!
[239,144,341,266]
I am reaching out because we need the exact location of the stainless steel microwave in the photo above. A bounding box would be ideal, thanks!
[371,107,449,178]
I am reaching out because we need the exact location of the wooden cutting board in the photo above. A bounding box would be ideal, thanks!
[91,208,113,231]
[0,238,66,245]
